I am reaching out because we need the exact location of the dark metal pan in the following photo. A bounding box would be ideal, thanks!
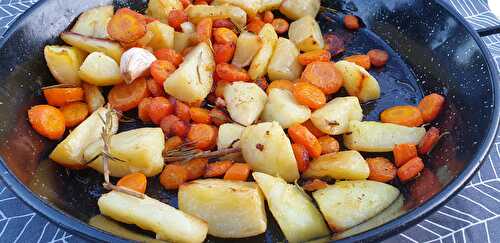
[0,0,499,242]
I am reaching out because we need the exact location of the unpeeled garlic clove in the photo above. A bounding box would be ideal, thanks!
[120,47,157,84]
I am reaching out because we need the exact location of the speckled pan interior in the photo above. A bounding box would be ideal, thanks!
[0,0,498,242]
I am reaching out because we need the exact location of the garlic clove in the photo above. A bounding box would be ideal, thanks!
[120,47,157,84]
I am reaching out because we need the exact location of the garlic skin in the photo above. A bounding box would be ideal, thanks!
[120,47,157,84]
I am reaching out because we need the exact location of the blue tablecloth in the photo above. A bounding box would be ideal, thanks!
[0,0,499,242]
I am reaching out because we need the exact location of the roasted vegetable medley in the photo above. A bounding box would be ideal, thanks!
[27,0,447,242]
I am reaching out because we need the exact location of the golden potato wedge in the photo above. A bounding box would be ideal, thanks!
[253,172,330,243]
[146,0,183,23]
[78,52,122,86]
[248,24,278,80]
[232,31,262,68]
[344,121,426,152]
[49,107,118,168]
[71,5,113,38]
[60,32,124,62]
[217,123,245,149]
[85,128,165,177]
[303,151,369,180]
[335,60,381,102]
[259,0,282,12]
[174,31,194,53]
[89,215,164,243]
[261,89,311,128]
[312,180,400,231]
[186,4,247,30]
[98,191,208,243]
[224,82,268,126]
[240,122,299,182]
[147,21,175,50]
[289,16,324,52]
[44,45,86,85]
[310,96,363,135]
[82,83,105,112]
[211,0,261,17]
[279,0,320,20]
[178,179,267,238]
[267,37,303,81]
[164,42,215,103]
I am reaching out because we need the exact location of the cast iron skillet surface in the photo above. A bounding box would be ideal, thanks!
[0,0,498,242]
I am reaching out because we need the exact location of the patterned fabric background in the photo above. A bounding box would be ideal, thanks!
[0,0,499,242]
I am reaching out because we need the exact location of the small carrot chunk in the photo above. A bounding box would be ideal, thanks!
[154,48,183,67]
[366,157,397,183]
[267,79,294,94]
[107,8,147,43]
[187,124,218,150]
[213,42,236,64]
[183,158,208,180]
[204,160,234,178]
[28,105,66,140]
[196,17,213,43]
[302,120,325,138]
[150,60,176,85]
[147,78,166,97]
[117,172,147,194]
[380,105,424,127]
[418,93,445,123]
[190,107,212,124]
[175,101,191,121]
[344,54,371,69]
[209,108,230,126]
[213,27,238,44]
[298,50,331,66]
[247,19,265,34]
[43,87,84,107]
[215,63,250,82]
[393,144,418,167]
[148,96,174,124]
[271,18,289,34]
[419,127,441,155]
[263,11,274,23]
[223,163,251,181]
[318,136,340,155]
[171,120,190,138]
[303,179,328,192]
[60,102,89,128]
[160,115,181,136]
[160,164,188,189]
[108,78,150,112]
[165,136,183,152]
[397,157,424,182]
[343,15,360,30]
[138,97,153,122]
[301,62,344,95]
[367,49,389,67]
[167,10,188,30]
[292,82,326,109]
[291,143,310,173]
[288,124,322,158]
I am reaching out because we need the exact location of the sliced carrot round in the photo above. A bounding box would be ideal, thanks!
[366,157,397,183]
[302,120,326,138]
[154,48,183,67]
[107,8,147,43]
[60,102,89,128]
[160,164,188,190]
[148,97,174,124]
[418,127,441,155]
[175,101,191,121]
[418,93,445,123]
[28,105,65,140]
[213,42,236,64]
[292,82,326,109]
[117,172,147,193]
[196,17,213,43]
[147,78,166,97]
[318,136,340,155]
[213,28,238,44]
[187,124,217,150]
[291,143,310,173]
[301,62,344,95]
[150,60,176,85]
[138,97,153,122]
[380,105,424,127]
[183,158,208,180]
[288,124,322,158]
[43,87,84,107]
[108,77,150,112]
[397,157,424,182]
[223,163,251,181]
[167,9,188,30]
[298,50,331,66]
[160,115,181,136]
[204,160,234,178]
[267,79,294,94]
[344,54,371,69]
[215,63,250,82]
[189,107,211,124]
[393,143,418,167]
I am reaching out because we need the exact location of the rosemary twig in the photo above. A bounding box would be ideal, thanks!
[103,183,145,199]
[41,83,79,90]
[165,147,242,162]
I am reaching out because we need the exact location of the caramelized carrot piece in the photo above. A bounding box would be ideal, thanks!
[28,105,66,140]
[393,143,418,167]
[397,157,424,182]
[107,8,147,43]
[196,18,213,43]
[167,10,188,30]
[301,62,344,95]
[172,119,190,138]
[380,105,424,127]
[367,49,389,67]
[148,97,174,124]
[302,120,326,138]
[291,143,310,173]
[418,93,445,123]
[254,77,269,91]
[108,78,150,112]
[292,82,326,109]
[223,163,251,181]
[117,172,147,193]
[366,157,397,183]
[216,63,250,82]
[204,160,234,178]
[160,115,181,136]
[213,27,238,44]
[298,50,331,66]
[187,124,218,150]
[213,42,236,64]
[165,136,183,152]
[146,78,166,97]
[271,18,289,34]
[303,179,328,192]
[183,158,208,180]
[209,108,230,126]
[189,107,212,124]
[60,102,89,128]
[160,164,188,189]
[344,54,371,69]
[138,97,153,122]
[318,136,340,154]
[266,79,294,94]
[175,101,191,121]
[288,124,322,158]
[343,15,360,30]
[419,127,441,155]
[43,87,84,107]
[247,19,265,34]
[263,11,274,23]
[154,48,183,67]
[150,60,176,85]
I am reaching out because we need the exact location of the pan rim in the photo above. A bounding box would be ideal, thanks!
[0,0,498,242]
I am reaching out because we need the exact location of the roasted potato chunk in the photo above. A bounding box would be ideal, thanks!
[313,180,400,231]
[44,45,86,86]
[344,121,426,152]
[98,191,208,243]
[240,122,299,182]
[211,0,261,17]
[232,31,262,68]
[173,31,194,53]
[78,52,122,86]
[267,37,303,81]
[146,0,183,23]
[289,16,324,52]
[60,32,124,62]
[310,96,363,135]
[217,123,245,149]
[279,0,321,20]
[178,179,267,238]
[253,172,330,243]
[259,0,282,12]
[89,215,164,243]
[186,4,247,30]
[261,89,311,128]
[303,151,369,180]
[248,24,279,80]
[71,5,113,38]
[335,61,381,102]
[147,21,175,50]
[82,83,105,112]
[224,82,268,126]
